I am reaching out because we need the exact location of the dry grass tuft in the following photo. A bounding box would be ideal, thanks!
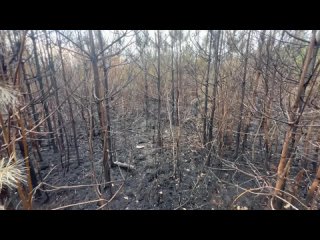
[0,84,20,112]
[0,156,26,191]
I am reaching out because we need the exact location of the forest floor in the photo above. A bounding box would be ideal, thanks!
[24,114,270,210]
[10,112,317,210]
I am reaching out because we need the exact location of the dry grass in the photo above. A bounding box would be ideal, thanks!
[0,83,19,112]
[0,156,26,191]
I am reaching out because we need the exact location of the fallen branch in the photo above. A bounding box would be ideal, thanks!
[113,161,135,171]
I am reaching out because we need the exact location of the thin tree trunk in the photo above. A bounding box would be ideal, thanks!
[97,30,114,166]
[30,30,57,152]
[203,30,213,145]
[207,30,221,166]
[144,64,149,128]
[88,30,111,188]
[262,31,277,171]
[235,31,251,158]
[171,36,175,126]
[57,36,80,167]
[77,31,95,138]
[175,32,183,180]
[156,30,162,147]
[21,62,41,140]
[43,31,66,163]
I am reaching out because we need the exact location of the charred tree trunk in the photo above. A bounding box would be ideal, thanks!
[21,62,41,138]
[43,31,66,167]
[203,30,213,145]
[171,35,175,126]
[144,64,149,128]
[156,30,162,147]
[30,30,57,152]
[207,30,221,166]
[88,30,111,188]
[235,30,251,158]
[97,30,114,166]
[57,35,81,167]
